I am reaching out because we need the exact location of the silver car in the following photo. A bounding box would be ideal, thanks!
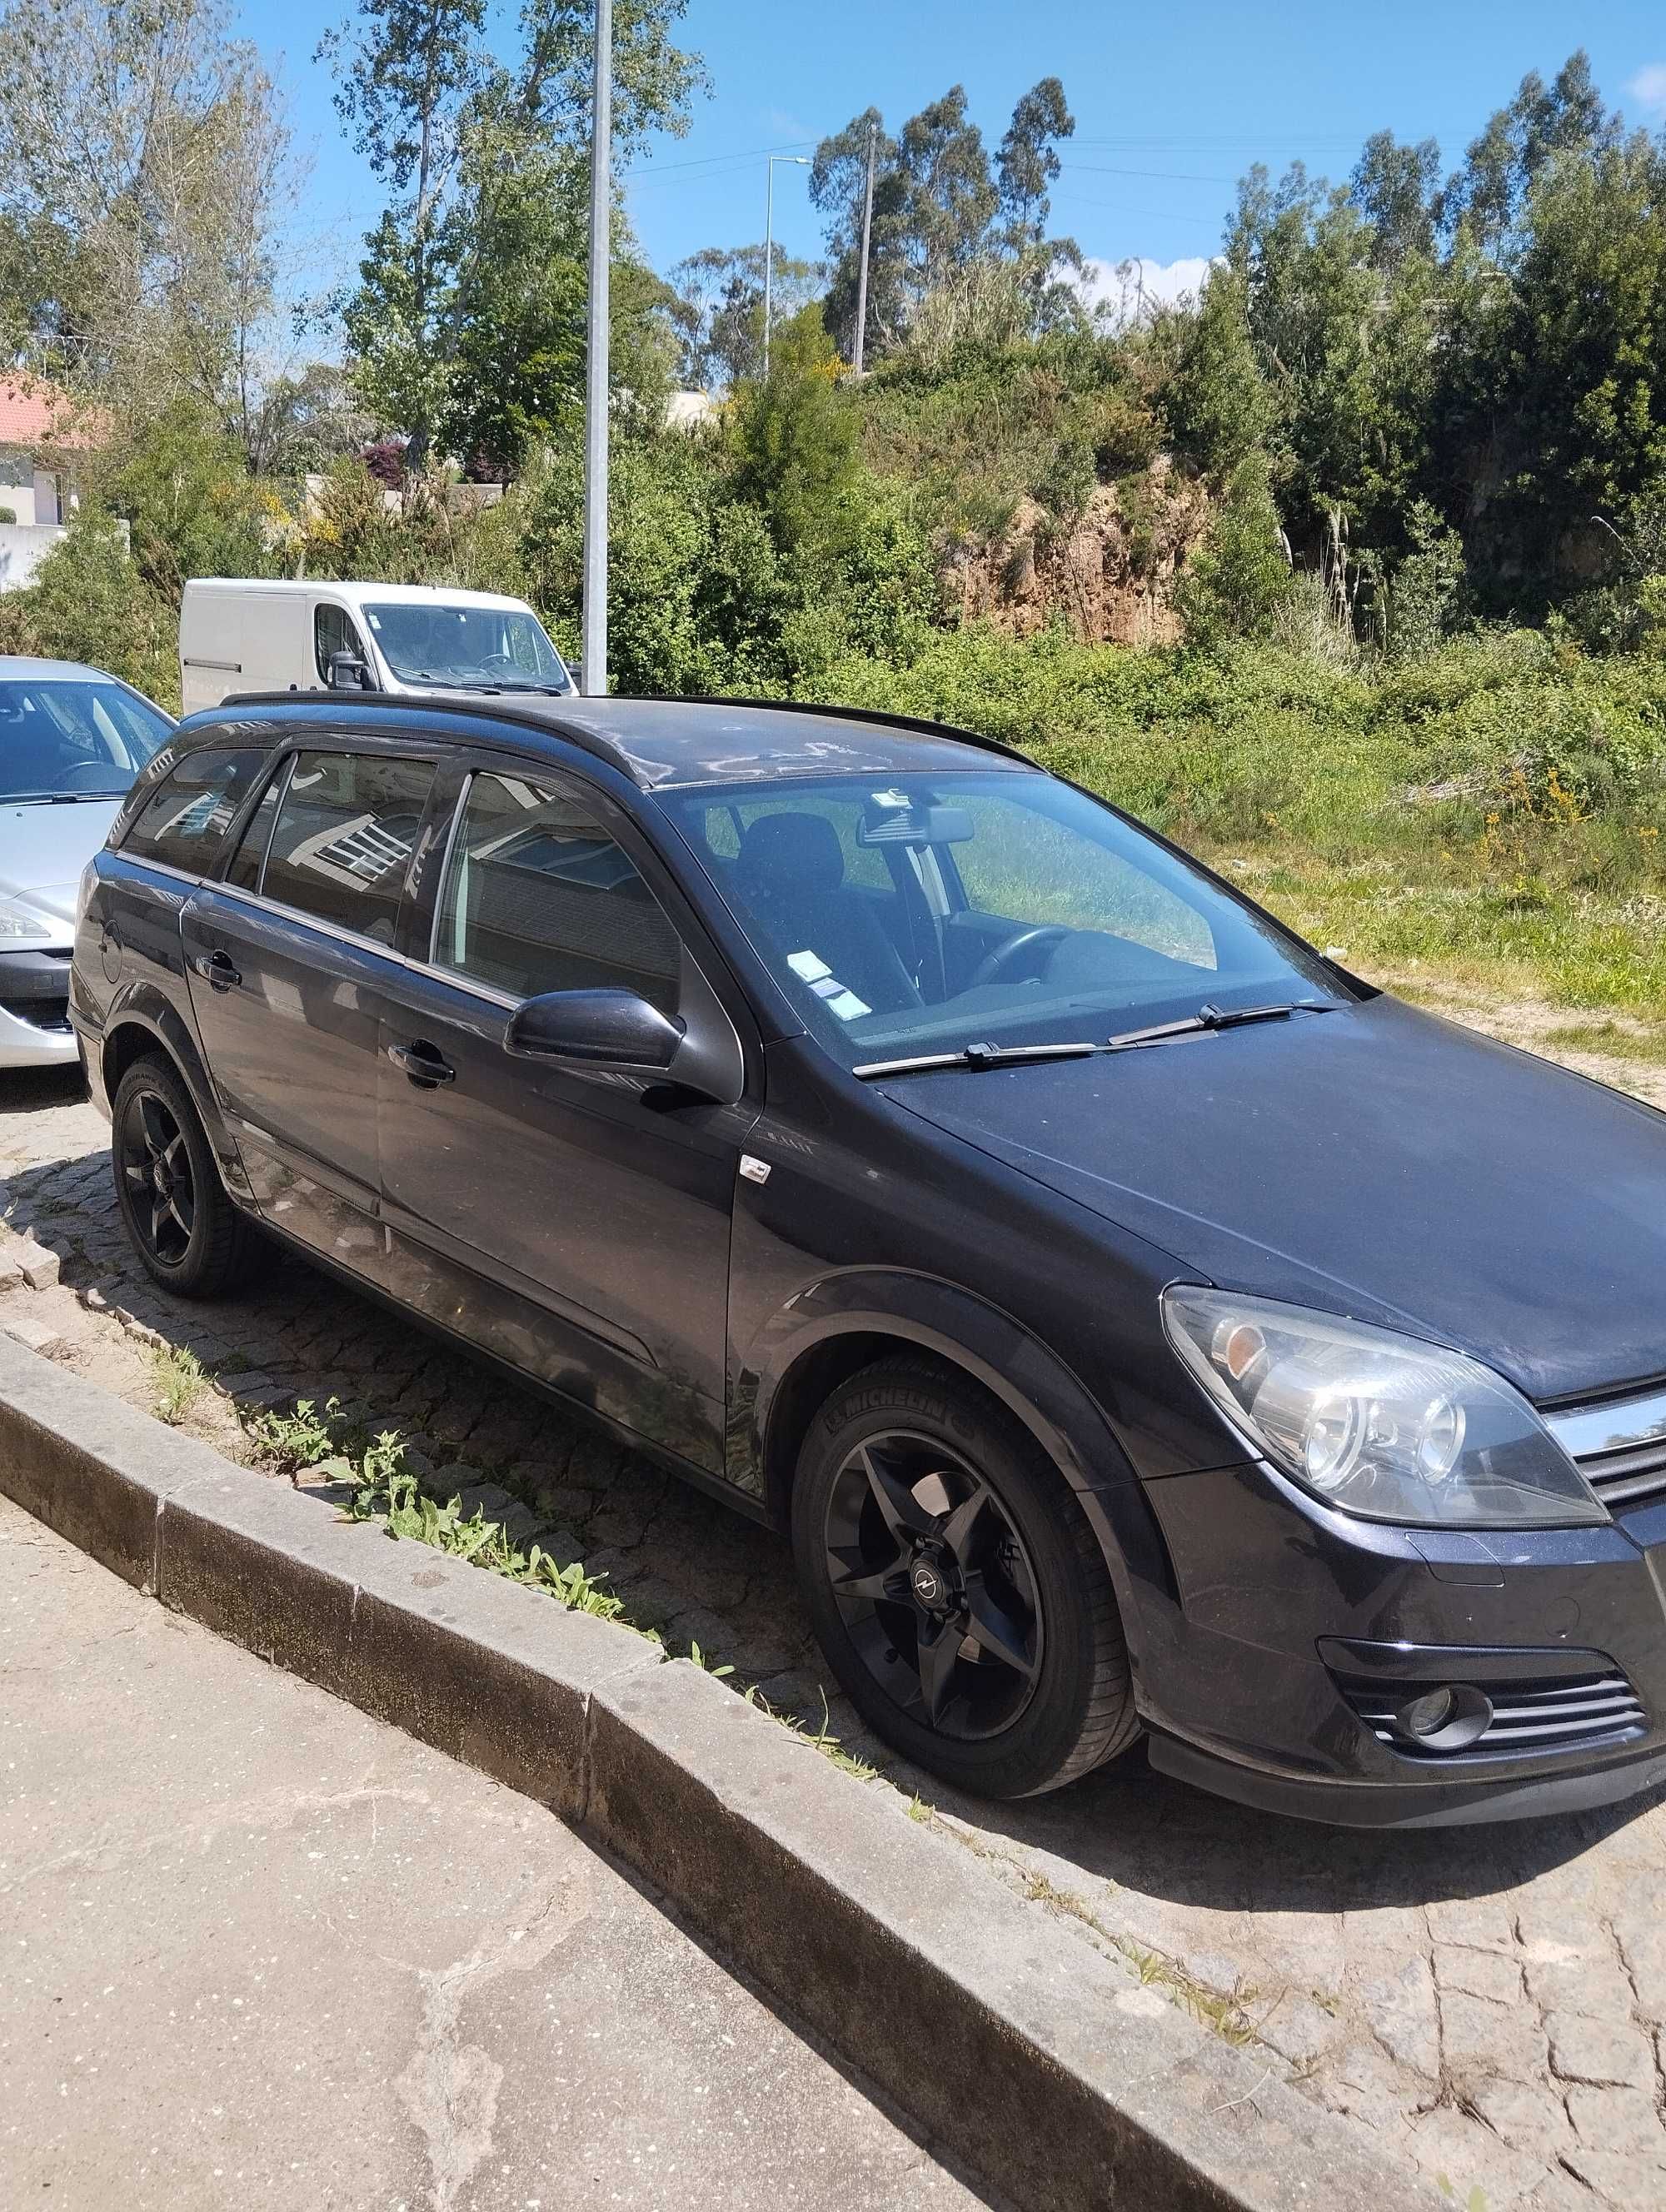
[0,657,172,1068]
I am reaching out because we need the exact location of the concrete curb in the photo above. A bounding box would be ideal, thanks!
[0,1331,1431,2212]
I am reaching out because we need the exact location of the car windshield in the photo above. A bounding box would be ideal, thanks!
[0,678,172,804]
[362,601,570,690]
[665,770,1350,1070]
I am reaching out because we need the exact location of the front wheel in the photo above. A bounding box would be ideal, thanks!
[112,1052,258,1298]
[791,1358,1139,1798]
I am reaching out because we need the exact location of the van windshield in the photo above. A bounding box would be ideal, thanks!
[362,602,571,691]
[666,771,1349,1070]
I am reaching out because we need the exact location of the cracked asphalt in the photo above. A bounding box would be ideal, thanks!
[3,1061,1666,2212]
[0,1490,990,2211]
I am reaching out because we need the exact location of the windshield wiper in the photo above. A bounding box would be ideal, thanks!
[855,1001,1339,1079]
[1106,999,1335,1049]
[855,1039,1102,1079]
[3,790,112,805]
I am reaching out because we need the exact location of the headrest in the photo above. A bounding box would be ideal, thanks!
[736,810,845,898]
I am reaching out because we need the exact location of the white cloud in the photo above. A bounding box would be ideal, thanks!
[1627,63,1666,117]
[1075,256,1218,329]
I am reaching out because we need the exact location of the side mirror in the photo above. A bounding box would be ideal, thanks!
[563,657,582,693]
[505,987,686,1070]
[328,650,373,691]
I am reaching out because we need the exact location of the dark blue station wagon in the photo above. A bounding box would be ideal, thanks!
[71,693,1666,1821]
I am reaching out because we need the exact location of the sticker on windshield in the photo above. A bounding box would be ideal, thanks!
[786,948,868,1019]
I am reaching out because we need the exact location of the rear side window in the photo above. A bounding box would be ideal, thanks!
[314,603,368,682]
[120,747,268,874]
[262,750,435,945]
[433,769,681,1011]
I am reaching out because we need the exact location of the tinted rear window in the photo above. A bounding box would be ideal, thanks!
[120,748,269,874]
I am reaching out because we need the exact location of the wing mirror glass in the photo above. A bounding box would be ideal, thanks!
[505,987,686,1070]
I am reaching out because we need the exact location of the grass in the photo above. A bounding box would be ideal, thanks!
[1540,1018,1666,1063]
[148,1343,209,1427]
[815,626,1666,1014]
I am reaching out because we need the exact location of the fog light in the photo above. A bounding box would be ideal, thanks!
[1398,1687,1457,1739]
[1391,1682,1494,1752]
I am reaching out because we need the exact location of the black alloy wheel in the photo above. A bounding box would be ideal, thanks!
[111,1053,258,1298]
[825,1429,1044,1743]
[793,1358,1139,1798]
[119,1084,196,1267]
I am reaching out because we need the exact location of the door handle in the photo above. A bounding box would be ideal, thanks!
[189,949,241,991]
[387,1040,456,1087]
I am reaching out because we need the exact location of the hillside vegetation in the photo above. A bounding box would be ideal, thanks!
[2,16,1665,1026]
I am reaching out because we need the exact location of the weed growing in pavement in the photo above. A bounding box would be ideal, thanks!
[149,1343,208,1426]
[245,1396,625,1619]
[241,1397,886,1782]
[1110,1939,1259,2046]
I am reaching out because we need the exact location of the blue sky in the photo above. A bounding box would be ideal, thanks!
[246,0,1666,300]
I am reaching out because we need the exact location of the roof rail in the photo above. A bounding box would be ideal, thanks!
[668,694,1031,766]
[208,688,641,782]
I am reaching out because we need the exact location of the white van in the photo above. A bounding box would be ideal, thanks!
[177,579,574,717]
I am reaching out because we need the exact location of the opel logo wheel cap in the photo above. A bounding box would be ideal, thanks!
[910,1561,944,1608]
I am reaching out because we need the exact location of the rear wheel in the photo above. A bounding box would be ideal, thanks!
[791,1358,1140,1798]
[112,1053,257,1298]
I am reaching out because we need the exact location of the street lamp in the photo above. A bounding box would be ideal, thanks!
[762,154,810,378]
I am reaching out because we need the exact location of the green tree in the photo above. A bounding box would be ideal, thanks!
[996,77,1075,254]
[1156,267,1271,481]
[726,306,861,556]
[324,0,705,465]
[1349,131,1439,272]
[0,0,302,451]
[811,108,906,362]
[1176,452,1293,648]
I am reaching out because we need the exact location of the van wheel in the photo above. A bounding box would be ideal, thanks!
[791,1358,1140,1798]
[112,1054,258,1298]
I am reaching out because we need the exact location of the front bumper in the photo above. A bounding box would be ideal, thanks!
[1135,1458,1666,1826]
[0,947,79,1067]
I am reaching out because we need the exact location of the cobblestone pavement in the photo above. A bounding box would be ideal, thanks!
[3,1059,1665,2212]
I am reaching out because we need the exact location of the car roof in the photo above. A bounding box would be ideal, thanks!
[203,692,1035,791]
[183,577,536,614]
[0,655,129,683]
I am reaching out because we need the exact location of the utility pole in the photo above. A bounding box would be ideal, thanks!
[762,154,810,379]
[581,0,611,696]
[853,120,877,376]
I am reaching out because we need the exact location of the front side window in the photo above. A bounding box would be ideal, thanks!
[363,601,568,691]
[314,602,368,683]
[262,750,435,944]
[434,770,681,1013]
[666,770,1348,1069]
[121,747,268,873]
[0,678,171,804]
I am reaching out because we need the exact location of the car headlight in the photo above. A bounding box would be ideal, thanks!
[0,895,58,946]
[1161,1287,1607,1528]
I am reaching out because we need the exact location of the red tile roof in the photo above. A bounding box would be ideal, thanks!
[0,381,107,451]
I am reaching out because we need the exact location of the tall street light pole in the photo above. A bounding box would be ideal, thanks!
[581,0,611,696]
[762,154,809,379]
[853,120,877,376]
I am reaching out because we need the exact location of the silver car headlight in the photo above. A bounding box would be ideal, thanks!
[1162,1287,1607,1528]
[0,894,59,946]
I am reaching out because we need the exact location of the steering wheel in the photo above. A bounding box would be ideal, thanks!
[57,760,119,790]
[970,924,1072,989]
[479,652,515,673]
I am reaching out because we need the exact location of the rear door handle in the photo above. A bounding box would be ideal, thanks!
[387,1040,456,1087]
[188,949,241,991]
